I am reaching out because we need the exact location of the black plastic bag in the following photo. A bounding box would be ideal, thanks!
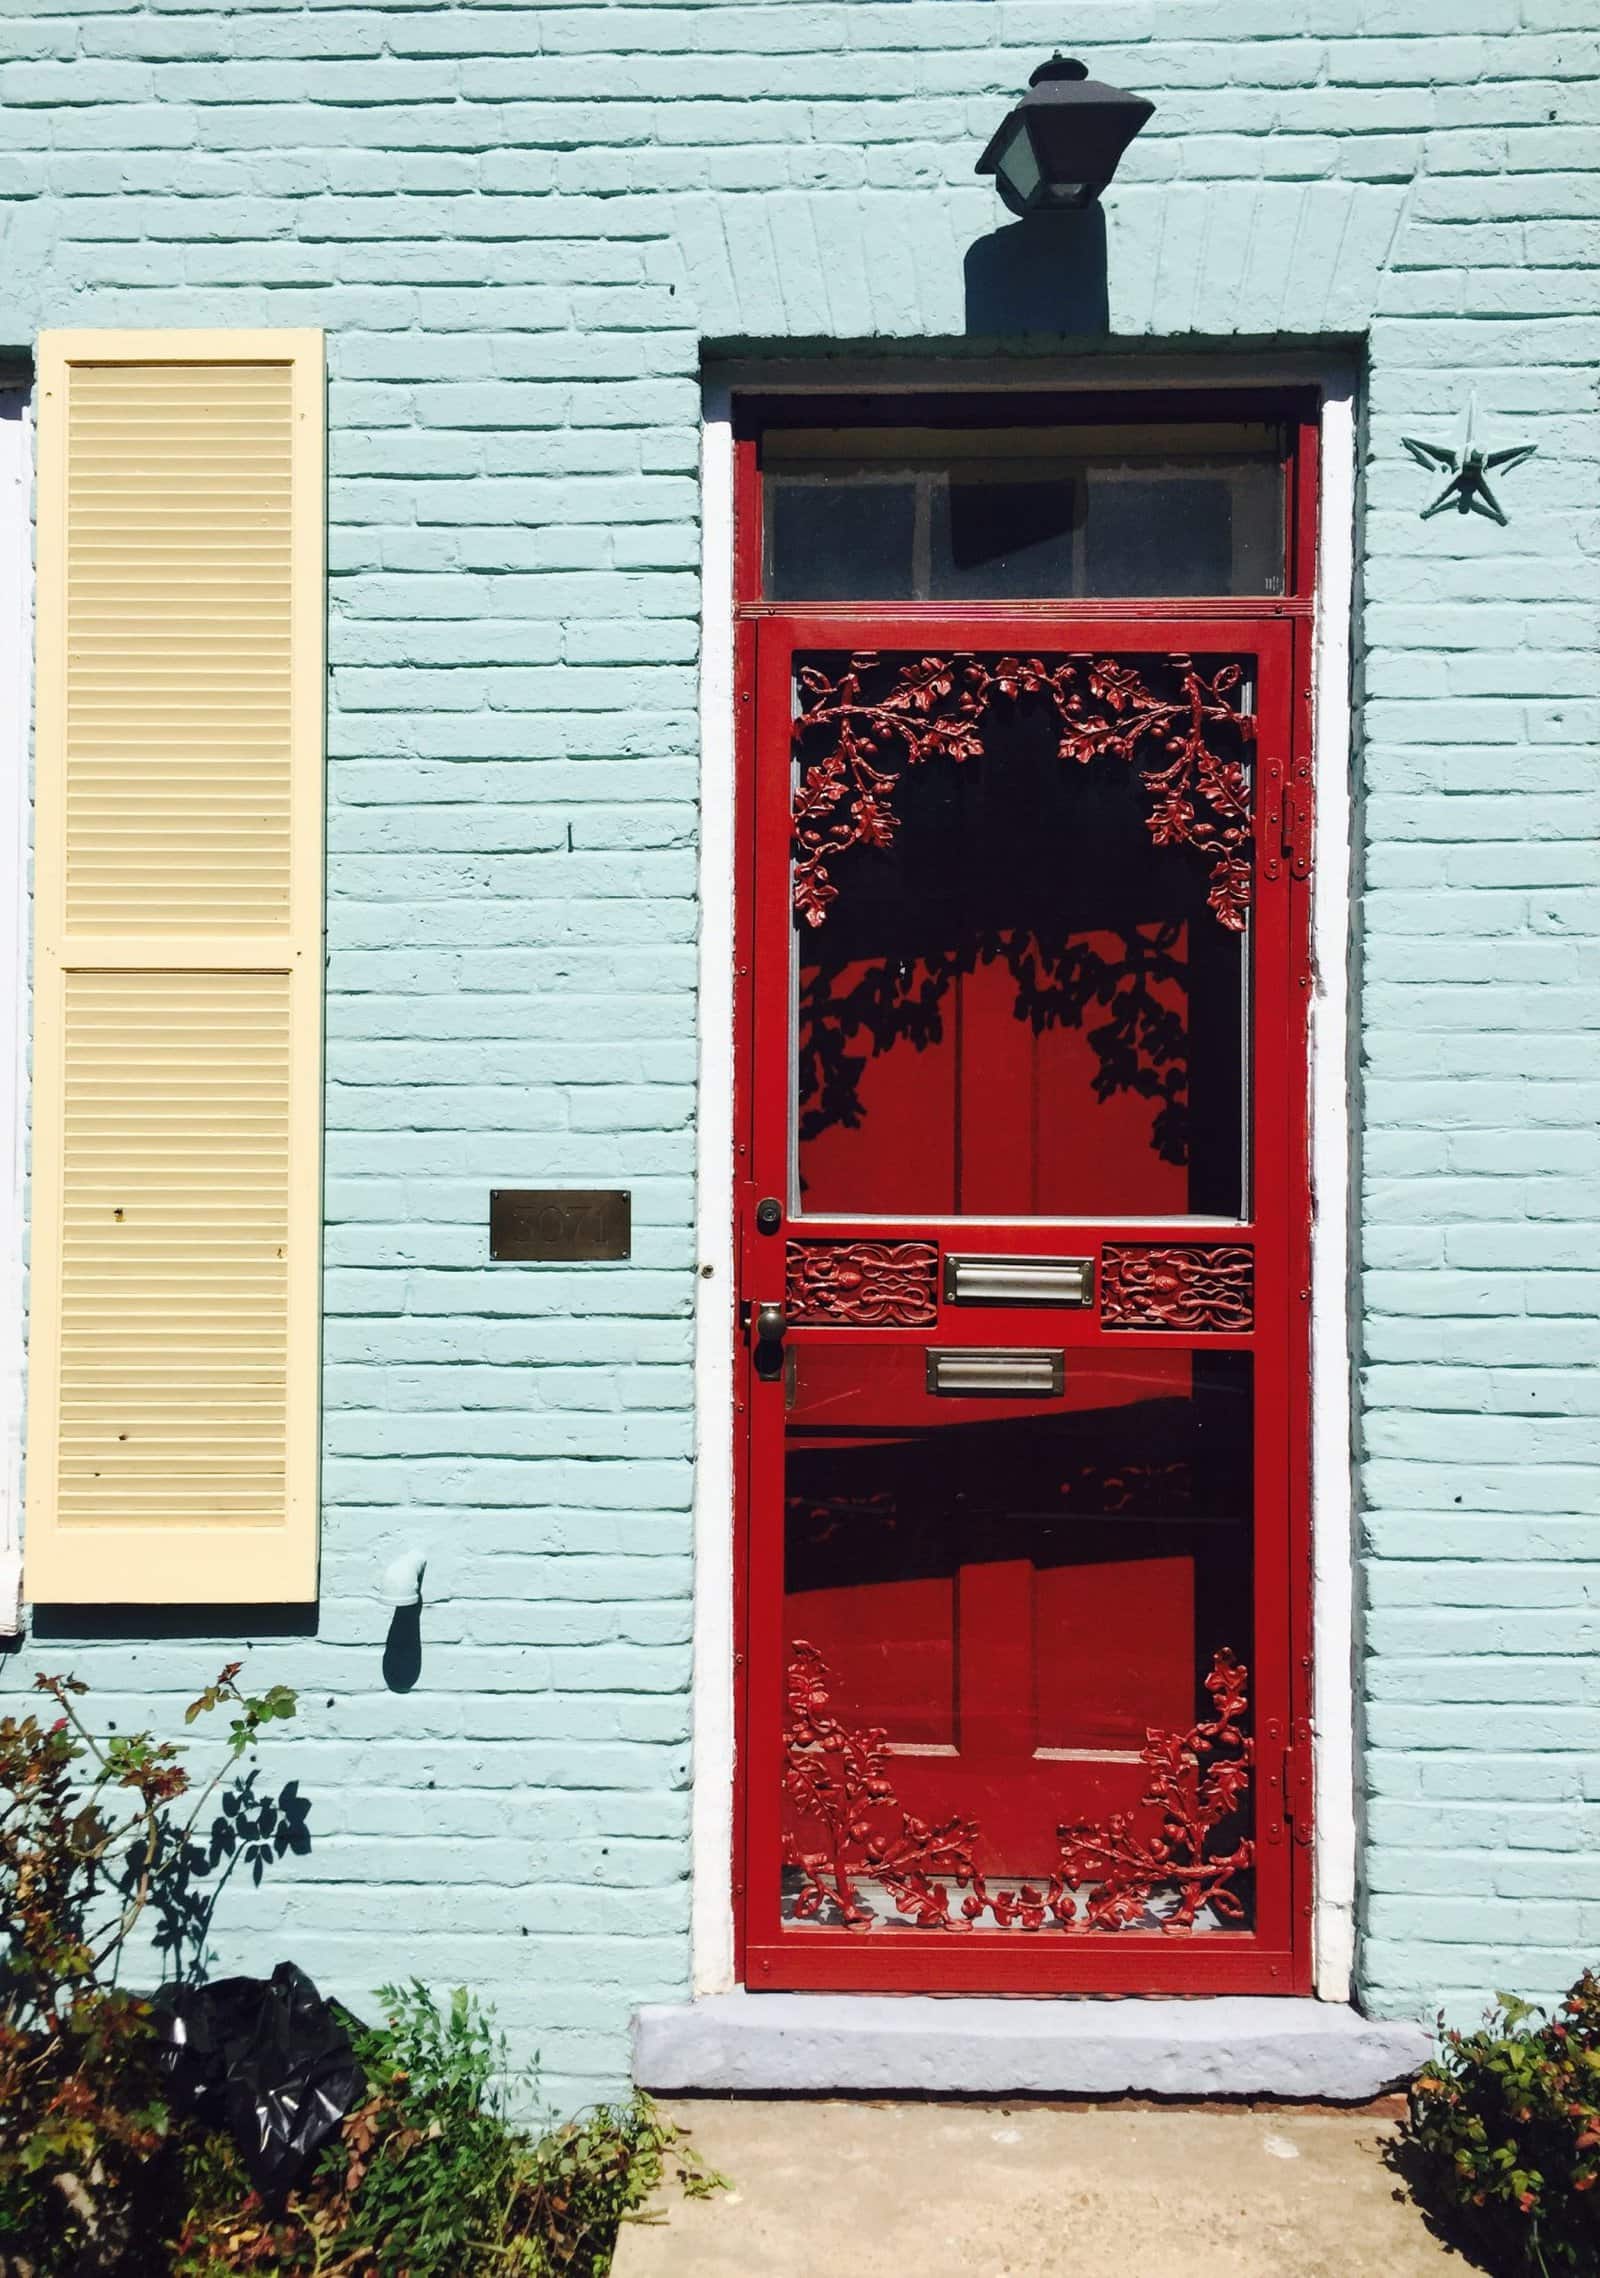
[154,1962,365,2200]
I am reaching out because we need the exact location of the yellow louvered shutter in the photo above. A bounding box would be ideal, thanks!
[29,331,324,1602]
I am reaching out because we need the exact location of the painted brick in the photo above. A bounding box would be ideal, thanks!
[4,0,1599,2111]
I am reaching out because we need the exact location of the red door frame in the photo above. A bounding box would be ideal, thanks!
[729,389,1320,1997]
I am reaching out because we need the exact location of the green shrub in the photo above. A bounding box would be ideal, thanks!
[1405,1972,1600,2277]
[173,1980,723,2278]
[1,1666,720,2278]
[0,1665,298,2278]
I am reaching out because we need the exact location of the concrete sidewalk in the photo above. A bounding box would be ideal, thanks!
[615,2100,1474,2278]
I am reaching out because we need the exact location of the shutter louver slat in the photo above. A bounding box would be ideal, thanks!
[57,971,291,1529]
[29,331,323,1604]
[64,362,295,937]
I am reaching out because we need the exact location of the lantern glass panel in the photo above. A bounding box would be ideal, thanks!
[995,118,1044,207]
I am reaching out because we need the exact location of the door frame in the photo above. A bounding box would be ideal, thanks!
[739,602,1305,1996]
[692,359,1359,2005]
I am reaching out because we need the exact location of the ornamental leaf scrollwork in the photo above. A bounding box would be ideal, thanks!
[791,651,1256,935]
[1100,1244,1255,1333]
[783,1642,983,1931]
[1055,1649,1255,1931]
[782,1641,1255,1935]
[785,1240,940,1327]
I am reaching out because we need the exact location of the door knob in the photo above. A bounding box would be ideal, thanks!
[752,1299,787,1382]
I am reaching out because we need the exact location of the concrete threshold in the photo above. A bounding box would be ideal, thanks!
[632,1993,1430,2103]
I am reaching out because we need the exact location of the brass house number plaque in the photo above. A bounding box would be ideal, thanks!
[490,1189,631,1262]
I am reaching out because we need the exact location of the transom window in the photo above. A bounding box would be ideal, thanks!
[762,420,1287,602]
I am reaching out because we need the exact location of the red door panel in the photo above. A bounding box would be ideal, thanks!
[736,609,1313,1996]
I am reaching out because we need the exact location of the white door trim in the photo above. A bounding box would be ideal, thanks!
[1309,374,1358,1999]
[0,384,31,1635]
[690,383,738,1992]
[689,362,1360,2002]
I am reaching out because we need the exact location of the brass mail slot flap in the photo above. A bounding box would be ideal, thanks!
[942,1254,1094,1307]
[925,1348,1065,1397]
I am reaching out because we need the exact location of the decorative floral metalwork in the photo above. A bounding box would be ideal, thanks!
[785,1239,940,1327]
[791,651,1256,934]
[1100,1244,1255,1333]
[782,1640,1254,1934]
[1056,1649,1255,1931]
[784,1642,983,1930]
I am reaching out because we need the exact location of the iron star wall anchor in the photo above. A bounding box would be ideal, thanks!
[1402,398,1537,526]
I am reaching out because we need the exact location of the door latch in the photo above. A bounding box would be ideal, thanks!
[752,1299,786,1380]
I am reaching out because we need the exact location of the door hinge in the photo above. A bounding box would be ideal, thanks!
[1262,758,1284,884]
[1262,756,1312,883]
[1262,1715,1286,1844]
[1284,758,1312,880]
[1286,1718,1314,1846]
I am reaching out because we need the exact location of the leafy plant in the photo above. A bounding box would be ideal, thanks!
[0,1665,298,2276]
[1404,1972,1600,2276]
[172,1980,723,2278]
[2,1671,718,2278]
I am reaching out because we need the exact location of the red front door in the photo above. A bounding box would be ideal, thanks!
[733,402,1316,1997]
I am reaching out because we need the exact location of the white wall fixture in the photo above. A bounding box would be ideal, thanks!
[379,1548,427,1608]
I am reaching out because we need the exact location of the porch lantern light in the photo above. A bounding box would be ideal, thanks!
[976,55,1155,215]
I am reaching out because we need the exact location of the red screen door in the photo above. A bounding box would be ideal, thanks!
[734,415,1316,1997]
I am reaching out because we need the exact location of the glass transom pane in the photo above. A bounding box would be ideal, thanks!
[764,423,1286,601]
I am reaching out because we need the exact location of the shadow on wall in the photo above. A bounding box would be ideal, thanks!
[28,1602,320,1641]
[382,1602,423,1693]
[26,1591,424,1691]
[963,208,1109,338]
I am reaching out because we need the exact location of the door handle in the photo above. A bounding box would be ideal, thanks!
[752,1300,786,1380]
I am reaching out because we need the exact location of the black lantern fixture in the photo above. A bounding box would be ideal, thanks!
[976,55,1155,215]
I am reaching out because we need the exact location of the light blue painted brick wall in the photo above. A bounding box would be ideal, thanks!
[2,0,1598,2102]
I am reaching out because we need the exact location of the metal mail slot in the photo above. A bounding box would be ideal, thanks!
[925,1348,1065,1397]
[942,1253,1095,1307]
